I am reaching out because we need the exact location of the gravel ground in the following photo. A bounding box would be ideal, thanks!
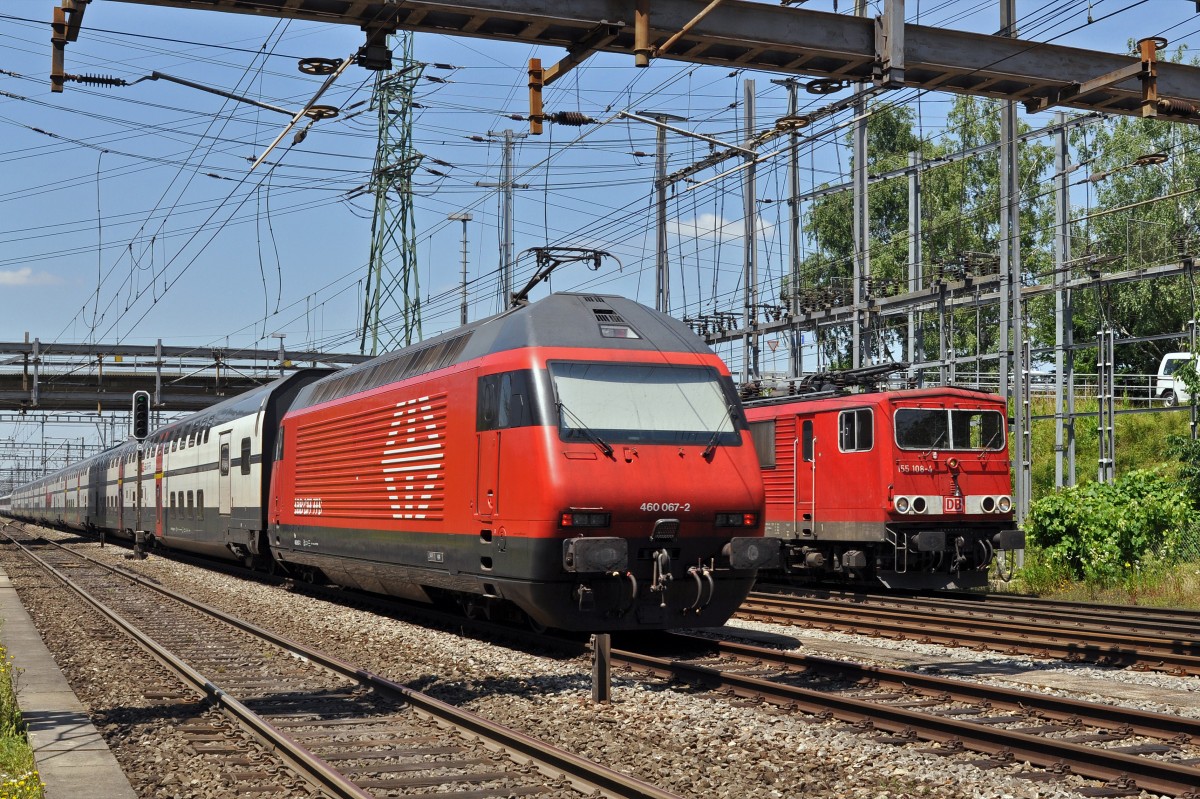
[7,529,1197,799]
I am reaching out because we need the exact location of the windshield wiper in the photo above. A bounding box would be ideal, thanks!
[556,401,614,459]
[703,402,738,461]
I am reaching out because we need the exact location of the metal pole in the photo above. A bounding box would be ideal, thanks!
[1190,320,1197,441]
[1053,112,1073,488]
[478,130,528,309]
[851,0,869,369]
[501,130,515,306]
[643,111,686,313]
[449,212,473,325]
[907,151,922,380]
[772,78,803,378]
[998,1,1015,399]
[656,122,670,313]
[591,633,612,703]
[742,79,759,383]
[1000,0,1027,520]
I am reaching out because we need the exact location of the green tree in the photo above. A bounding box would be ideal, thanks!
[788,96,1054,370]
[1069,47,1200,376]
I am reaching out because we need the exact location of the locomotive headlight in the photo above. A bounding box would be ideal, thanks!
[981,496,997,513]
[716,512,758,528]
[911,497,928,514]
[996,496,1013,514]
[894,496,911,514]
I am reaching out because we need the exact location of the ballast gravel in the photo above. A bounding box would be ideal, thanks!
[7,530,1196,799]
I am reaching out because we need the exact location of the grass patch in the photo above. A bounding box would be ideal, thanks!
[0,640,43,799]
[1004,550,1200,609]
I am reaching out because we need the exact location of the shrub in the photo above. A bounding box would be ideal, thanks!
[1026,468,1198,585]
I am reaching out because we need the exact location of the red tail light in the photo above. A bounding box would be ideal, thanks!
[560,511,611,528]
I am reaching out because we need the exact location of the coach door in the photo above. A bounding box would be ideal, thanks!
[219,431,232,516]
[154,446,164,539]
[796,415,817,532]
[117,459,125,531]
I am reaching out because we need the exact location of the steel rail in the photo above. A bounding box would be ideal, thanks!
[683,634,1200,744]
[755,588,1200,634]
[610,642,1200,797]
[3,533,375,799]
[3,532,685,799]
[737,594,1200,676]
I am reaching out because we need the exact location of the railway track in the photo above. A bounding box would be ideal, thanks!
[1,527,681,799]
[613,632,1200,798]
[10,522,1200,796]
[740,588,1200,676]
[765,585,1200,635]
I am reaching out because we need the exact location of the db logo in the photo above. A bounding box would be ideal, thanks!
[943,496,964,513]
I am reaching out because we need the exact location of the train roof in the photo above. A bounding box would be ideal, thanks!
[291,292,714,411]
[145,368,333,442]
[743,385,1005,411]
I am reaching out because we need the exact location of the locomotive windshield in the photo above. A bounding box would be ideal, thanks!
[548,361,742,446]
[894,408,1005,451]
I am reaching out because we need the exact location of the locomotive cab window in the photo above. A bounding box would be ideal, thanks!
[895,408,1005,451]
[749,420,776,469]
[838,409,873,452]
[548,361,742,447]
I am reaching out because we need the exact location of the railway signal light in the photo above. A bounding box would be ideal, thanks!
[131,390,151,440]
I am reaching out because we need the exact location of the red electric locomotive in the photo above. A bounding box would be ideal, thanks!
[269,292,776,631]
[744,385,1024,590]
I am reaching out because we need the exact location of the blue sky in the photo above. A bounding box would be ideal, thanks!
[3,0,1200,459]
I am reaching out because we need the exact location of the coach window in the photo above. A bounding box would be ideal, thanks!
[186,491,194,518]
[838,408,873,452]
[241,437,252,475]
[220,442,230,475]
[748,420,776,469]
[802,420,815,462]
[196,490,204,520]
[203,429,210,444]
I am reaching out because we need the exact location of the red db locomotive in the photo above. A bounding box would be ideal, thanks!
[744,384,1023,590]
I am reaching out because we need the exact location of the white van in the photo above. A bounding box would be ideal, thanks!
[1156,352,1195,405]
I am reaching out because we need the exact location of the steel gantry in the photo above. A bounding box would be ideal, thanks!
[53,0,1200,125]
[0,338,369,413]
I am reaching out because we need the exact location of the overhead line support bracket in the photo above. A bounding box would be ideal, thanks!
[528,22,622,135]
[1024,36,1196,120]
[50,0,90,93]
[873,0,905,88]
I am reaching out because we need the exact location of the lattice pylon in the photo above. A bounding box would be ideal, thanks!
[362,33,424,355]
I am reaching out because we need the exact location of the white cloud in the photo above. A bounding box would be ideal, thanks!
[668,212,775,240]
[0,268,60,286]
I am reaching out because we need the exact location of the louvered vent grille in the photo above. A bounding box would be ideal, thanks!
[294,391,448,523]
